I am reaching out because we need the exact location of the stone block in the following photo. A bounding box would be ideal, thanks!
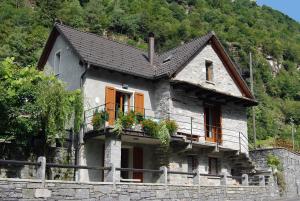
[22,189,34,198]
[35,188,51,198]
[75,188,89,199]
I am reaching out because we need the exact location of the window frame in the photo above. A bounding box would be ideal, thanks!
[54,50,61,76]
[205,60,213,82]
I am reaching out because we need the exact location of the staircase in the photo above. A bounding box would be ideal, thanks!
[226,151,256,176]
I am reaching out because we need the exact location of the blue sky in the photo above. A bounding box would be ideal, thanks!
[257,0,300,22]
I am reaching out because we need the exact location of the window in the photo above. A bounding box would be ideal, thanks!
[208,157,218,175]
[205,60,213,82]
[116,91,131,115]
[187,155,198,173]
[105,86,144,125]
[54,51,61,75]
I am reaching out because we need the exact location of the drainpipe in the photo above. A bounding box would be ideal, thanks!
[74,62,90,181]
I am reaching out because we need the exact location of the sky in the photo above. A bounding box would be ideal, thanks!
[257,0,300,22]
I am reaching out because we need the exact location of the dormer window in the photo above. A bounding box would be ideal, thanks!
[205,60,213,82]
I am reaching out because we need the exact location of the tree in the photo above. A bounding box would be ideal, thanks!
[0,58,83,155]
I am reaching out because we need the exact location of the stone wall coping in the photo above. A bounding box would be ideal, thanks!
[250,147,300,156]
[0,178,265,188]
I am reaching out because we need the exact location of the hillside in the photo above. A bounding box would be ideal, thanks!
[0,0,299,148]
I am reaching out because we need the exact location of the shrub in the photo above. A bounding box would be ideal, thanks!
[141,119,159,137]
[164,119,178,135]
[157,122,171,145]
[92,110,109,130]
[135,112,144,123]
[119,111,136,129]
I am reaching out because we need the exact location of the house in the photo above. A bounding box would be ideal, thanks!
[38,23,257,185]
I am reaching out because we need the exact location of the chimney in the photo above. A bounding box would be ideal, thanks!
[148,32,155,65]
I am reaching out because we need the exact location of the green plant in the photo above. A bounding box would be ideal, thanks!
[135,112,144,123]
[119,111,136,129]
[275,171,286,196]
[267,154,286,195]
[164,119,178,135]
[112,118,124,135]
[141,119,171,146]
[141,119,159,137]
[91,110,109,130]
[157,122,171,146]
[267,154,281,170]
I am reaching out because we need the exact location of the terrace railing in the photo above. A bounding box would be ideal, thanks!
[0,158,269,186]
[84,103,254,153]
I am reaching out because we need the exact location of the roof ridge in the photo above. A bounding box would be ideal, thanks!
[158,31,214,57]
[55,23,148,54]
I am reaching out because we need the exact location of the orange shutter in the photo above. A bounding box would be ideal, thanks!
[105,86,116,125]
[214,106,222,144]
[134,92,144,115]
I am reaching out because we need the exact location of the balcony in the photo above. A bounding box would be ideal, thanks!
[83,103,250,153]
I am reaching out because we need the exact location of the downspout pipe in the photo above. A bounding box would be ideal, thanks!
[74,61,90,181]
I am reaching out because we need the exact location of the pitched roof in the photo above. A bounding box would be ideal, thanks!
[37,23,255,101]
[157,32,213,77]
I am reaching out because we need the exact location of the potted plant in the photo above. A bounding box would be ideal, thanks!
[91,110,109,130]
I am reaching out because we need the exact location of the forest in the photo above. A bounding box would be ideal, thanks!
[0,0,299,149]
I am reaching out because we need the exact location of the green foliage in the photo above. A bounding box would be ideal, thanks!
[119,111,136,129]
[91,110,108,130]
[1,0,300,147]
[141,119,171,146]
[266,154,286,194]
[112,118,124,136]
[0,58,83,147]
[141,119,159,137]
[157,122,171,146]
[164,119,178,135]
[266,154,281,170]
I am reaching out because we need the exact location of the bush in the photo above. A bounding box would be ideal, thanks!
[135,112,144,123]
[119,111,136,129]
[141,119,159,137]
[92,110,109,130]
[164,119,178,135]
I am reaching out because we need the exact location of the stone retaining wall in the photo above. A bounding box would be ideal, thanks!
[250,148,300,198]
[0,178,279,201]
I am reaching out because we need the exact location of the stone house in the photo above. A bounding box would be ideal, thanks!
[37,23,257,185]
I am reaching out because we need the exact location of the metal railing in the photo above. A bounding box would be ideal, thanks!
[84,103,251,152]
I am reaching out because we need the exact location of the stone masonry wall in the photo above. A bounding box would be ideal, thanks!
[0,178,279,201]
[250,148,300,198]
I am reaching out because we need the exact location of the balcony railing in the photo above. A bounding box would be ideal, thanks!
[84,103,252,152]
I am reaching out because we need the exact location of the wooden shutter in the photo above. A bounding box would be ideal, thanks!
[105,86,116,125]
[213,106,222,143]
[133,147,143,182]
[134,92,144,115]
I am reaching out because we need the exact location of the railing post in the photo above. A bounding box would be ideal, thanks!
[259,175,265,186]
[190,117,193,144]
[111,164,116,188]
[160,166,168,185]
[193,167,201,185]
[220,172,228,186]
[242,174,249,186]
[37,156,46,186]
[239,132,241,153]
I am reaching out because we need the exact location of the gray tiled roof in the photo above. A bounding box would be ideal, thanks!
[55,24,212,79]
[157,32,213,77]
